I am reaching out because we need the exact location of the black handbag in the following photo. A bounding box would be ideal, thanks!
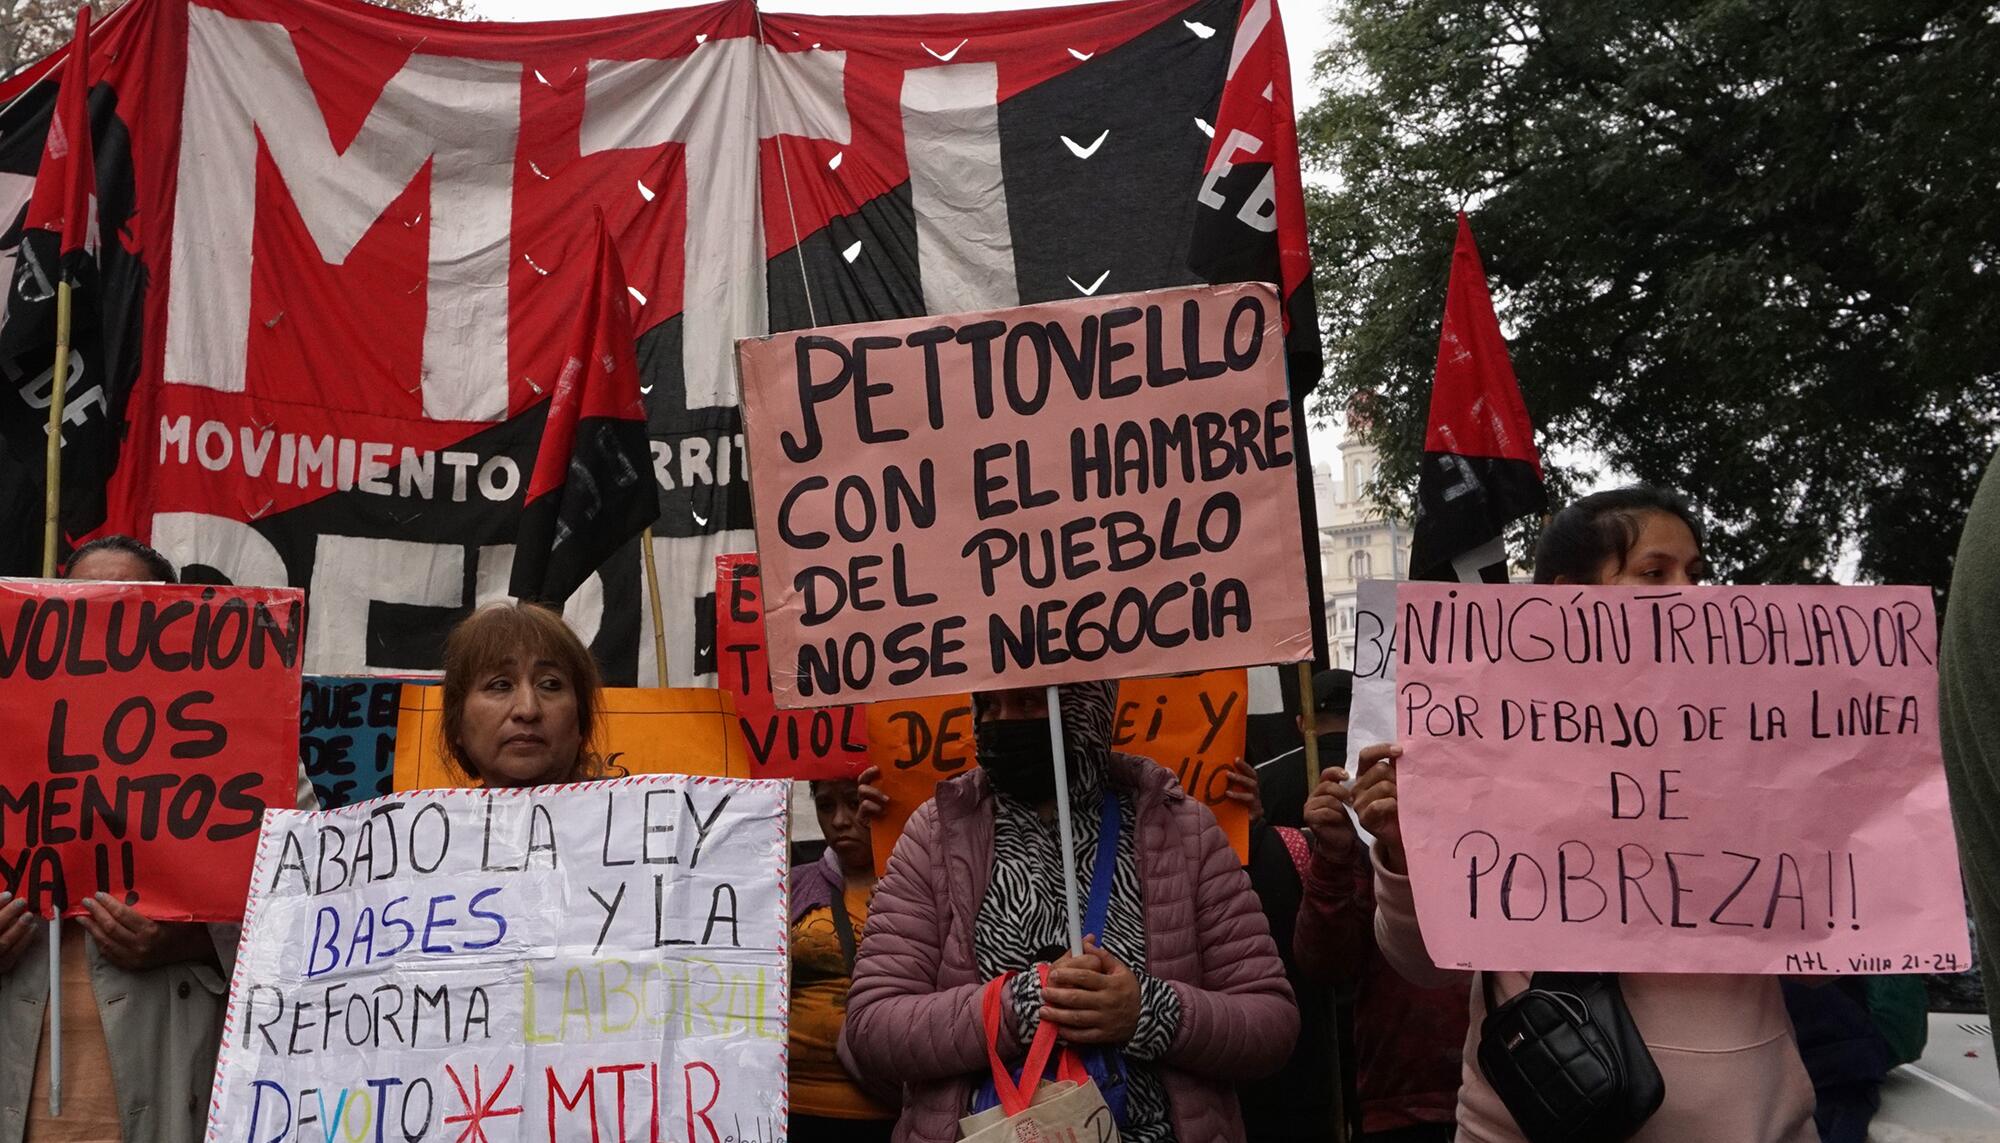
[1476,971,1666,1143]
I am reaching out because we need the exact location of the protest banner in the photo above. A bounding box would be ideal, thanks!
[393,687,748,791]
[12,0,1303,693]
[300,676,405,809]
[0,579,305,920]
[1395,582,1971,975]
[737,283,1314,708]
[865,673,1252,873]
[205,775,790,1142]
[716,555,867,780]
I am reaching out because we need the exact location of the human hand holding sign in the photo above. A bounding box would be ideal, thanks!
[1352,743,1404,874]
[1304,766,1357,861]
[0,893,35,974]
[78,893,217,972]
[1222,758,1263,823]
[855,765,888,823]
[1041,935,1141,1046]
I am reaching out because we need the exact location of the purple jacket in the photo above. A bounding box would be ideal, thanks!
[791,846,847,924]
[839,753,1298,1143]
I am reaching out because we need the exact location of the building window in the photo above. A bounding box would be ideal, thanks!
[1349,534,1368,547]
[1350,550,1372,580]
[1336,606,1353,633]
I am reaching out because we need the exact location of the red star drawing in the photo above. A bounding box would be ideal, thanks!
[443,1064,524,1143]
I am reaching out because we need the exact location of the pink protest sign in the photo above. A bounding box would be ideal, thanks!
[1395,582,1969,975]
[736,283,1314,707]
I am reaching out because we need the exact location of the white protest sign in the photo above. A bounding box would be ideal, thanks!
[206,776,790,1143]
[1344,578,1399,774]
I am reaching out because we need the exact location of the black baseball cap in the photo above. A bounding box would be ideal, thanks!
[1280,668,1355,718]
[1311,669,1353,713]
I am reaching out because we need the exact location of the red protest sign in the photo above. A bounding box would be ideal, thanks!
[716,554,867,780]
[0,580,305,921]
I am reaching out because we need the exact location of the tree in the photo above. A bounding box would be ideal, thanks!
[0,0,476,81]
[1303,0,2000,589]
[0,0,96,81]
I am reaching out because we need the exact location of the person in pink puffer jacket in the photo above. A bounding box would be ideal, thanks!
[839,681,1298,1143]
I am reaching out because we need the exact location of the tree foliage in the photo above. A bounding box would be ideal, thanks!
[0,0,477,82]
[1304,0,2000,588]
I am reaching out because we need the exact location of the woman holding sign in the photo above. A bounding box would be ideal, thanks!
[438,601,607,788]
[840,680,1296,1143]
[1350,488,1817,1143]
[0,538,241,1143]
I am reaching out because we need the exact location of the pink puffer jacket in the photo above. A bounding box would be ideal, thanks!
[839,754,1298,1143]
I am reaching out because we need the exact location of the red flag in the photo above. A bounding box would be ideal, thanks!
[1190,0,1332,662]
[510,214,658,605]
[24,7,95,260]
[1191,0,1321,393]
[1410,213,1548,581]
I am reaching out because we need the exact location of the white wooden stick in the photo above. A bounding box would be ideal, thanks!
[1046,685,1085,956]
[47,914,60,1115]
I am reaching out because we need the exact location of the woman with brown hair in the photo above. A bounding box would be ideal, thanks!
[439,601,608,788]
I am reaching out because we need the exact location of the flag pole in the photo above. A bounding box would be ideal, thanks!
[40,278,72,577]
[46,910,60,1114]
[1046,684,1085,955]
[1297,660,1320,790]
[639,527,669,686]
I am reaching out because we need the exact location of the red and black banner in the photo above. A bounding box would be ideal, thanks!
[0,0,1320,681]
[757,0,1329,661]
[1410,212,1548,581]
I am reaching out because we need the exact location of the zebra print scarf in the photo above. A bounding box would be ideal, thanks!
[971,681,1178,1142]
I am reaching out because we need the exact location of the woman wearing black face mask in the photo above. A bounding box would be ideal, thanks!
[838,680,1299,1143]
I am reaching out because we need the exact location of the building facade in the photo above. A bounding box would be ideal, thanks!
[1317,429,1411,670]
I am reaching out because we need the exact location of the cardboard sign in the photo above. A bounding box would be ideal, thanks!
[716,554,868,780]
[737,283,1314,707]
[392,687,748,791]
[866,673,1252,874]
[205,776,790,1142]
[1396,583,1971,975]
[300,676,404,809]
[0,580,305,920]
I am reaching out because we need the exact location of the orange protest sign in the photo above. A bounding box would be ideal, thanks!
[866,672,1250,874]
[393,686,748,791]
[866,694,977,874]
[1113,670,1250,861]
